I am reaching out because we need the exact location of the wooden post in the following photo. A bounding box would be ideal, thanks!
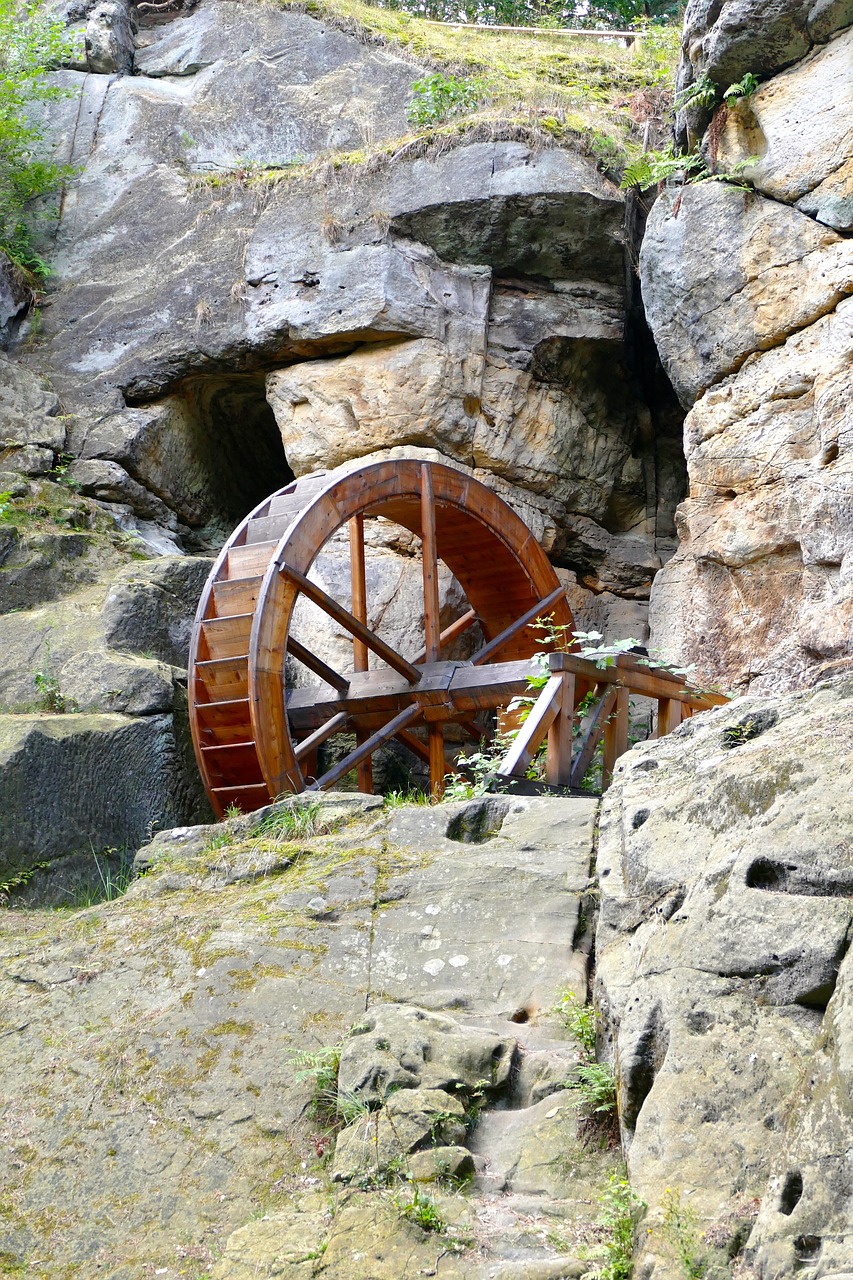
[349,514,372,794]
[421,465,445,799]
[602,686,629,789]
[545,670,575,787]
[658,697,683,737]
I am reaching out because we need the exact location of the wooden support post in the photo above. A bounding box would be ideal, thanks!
[602,686,629,790]
[420,465,445,798]
[545,670,575,787]
[658,697,683,737]
[349,514,373,793]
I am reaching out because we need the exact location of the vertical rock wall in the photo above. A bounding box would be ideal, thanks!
[642,5,853,693]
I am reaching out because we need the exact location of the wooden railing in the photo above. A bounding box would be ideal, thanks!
[497,651,728,791]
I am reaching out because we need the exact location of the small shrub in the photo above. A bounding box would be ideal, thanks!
[660,1188,708,1279]
[569,1061,617,1116]
[33,671,70,713]
[397,1184,446,1234]
[407,72,485,126]
[597,1171,646,1280]
[555,989,596,1055]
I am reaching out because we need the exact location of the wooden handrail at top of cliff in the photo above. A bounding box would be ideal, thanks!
[496,650,728,791]
[418,19,641,45]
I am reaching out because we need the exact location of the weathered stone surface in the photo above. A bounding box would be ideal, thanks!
[649,296,853,692]
[67,458,179,527]
[58,648,175,714]
[0,795,604,1276]
[640,182,853,407]
[407,1144,475,1183]
[332,1087,468,1180]
[0,711,204,876]
[596,678,853,1277]
[714,26,853,231]
[677,0,853,117]
[0,354,65,462]
[337,1003,516,1104]
[0,255,27,349]
[85,0,135,74]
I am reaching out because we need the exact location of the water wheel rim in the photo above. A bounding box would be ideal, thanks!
[249,458,573,799]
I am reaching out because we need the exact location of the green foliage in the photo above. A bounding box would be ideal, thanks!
[254,798,325,839]
[570,1061,617,1114]
[0,858,51,903]
[384,787,432,808]
[673,71,718,112]
[0,0,78,276]
[397,1183,446,1234]
[443,730,516,800]
[660,1188,708,1278]
[596,1171,646,1280]
[555,988,596,1054]
[70,847,134,907]
[289,1042,344,1122]
[0,490,13,520]
[33,670,70,713]
[361,0,678,30]
[723,71,758,102]
[619,143,705,189]
[407,72,486,125]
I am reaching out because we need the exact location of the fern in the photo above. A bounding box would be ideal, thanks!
[723,71,759,102]
[620,144,705,191]
[674,72,718,112]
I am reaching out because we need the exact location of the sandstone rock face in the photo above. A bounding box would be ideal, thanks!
[714,26,853,232]
[6,1,682,639]
[0,255,27,349]
[675,0,853,144]
[84,0,135,74]
[649,298,853,692]
[640,182,853,409]
[642,16,853,692]
[596,677,853,1278]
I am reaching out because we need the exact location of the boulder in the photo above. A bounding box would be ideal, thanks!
[101,556,214,666]
[596,678,853,1277]
[85,0,135,75]
[337,1003,516,1104]
[0,711,204,878]
[0,355,65,462]
[0,255,28,349]
[332,1087,467,1180]
[713,26,853,232]
[639,182,853,408]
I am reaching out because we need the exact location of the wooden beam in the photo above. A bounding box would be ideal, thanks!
[548,652,727,708]
[420,465,446,798]
[470,586,566,666]
[287,636,350,694]
[395,727,431,766]
[411,609,479,664]
[570,686,616,790]
[308,704,422,792]
[278,562,422,685]
[546,670,575,787]
[602,686,630,789]
[497,674,564,779]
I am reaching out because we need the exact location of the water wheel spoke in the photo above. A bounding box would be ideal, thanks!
[411,609,479,665]
[287,636,349,693]
[308,703,422,792]
[469,585,567,666]
[294,710,349,763]
[278,562,421,685]
[348,513,373,793]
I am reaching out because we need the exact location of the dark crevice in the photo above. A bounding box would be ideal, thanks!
[746,857,853,898]
[621,1002,669,1134]
[779,1171,804,1216]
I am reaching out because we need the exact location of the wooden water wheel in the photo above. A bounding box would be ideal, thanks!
[188,457,575,818]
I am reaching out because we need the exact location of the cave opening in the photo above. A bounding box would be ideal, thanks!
[164,373,295,544]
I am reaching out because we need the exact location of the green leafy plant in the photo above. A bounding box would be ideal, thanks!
[620,143,707,190]
[723,71,758,103]
[674,72,718,112]
[289,1042,344,1123]
[570,1061,617,1115]
[555,988,596,1055]
[33,670,71,713]
[407,72,486,126]
[70,847,134,907]
[0,0,78,278]
[0,490,13,520]
[254,798,326,840]
[660,1188,708,1278]
[397,1183,446,1234]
